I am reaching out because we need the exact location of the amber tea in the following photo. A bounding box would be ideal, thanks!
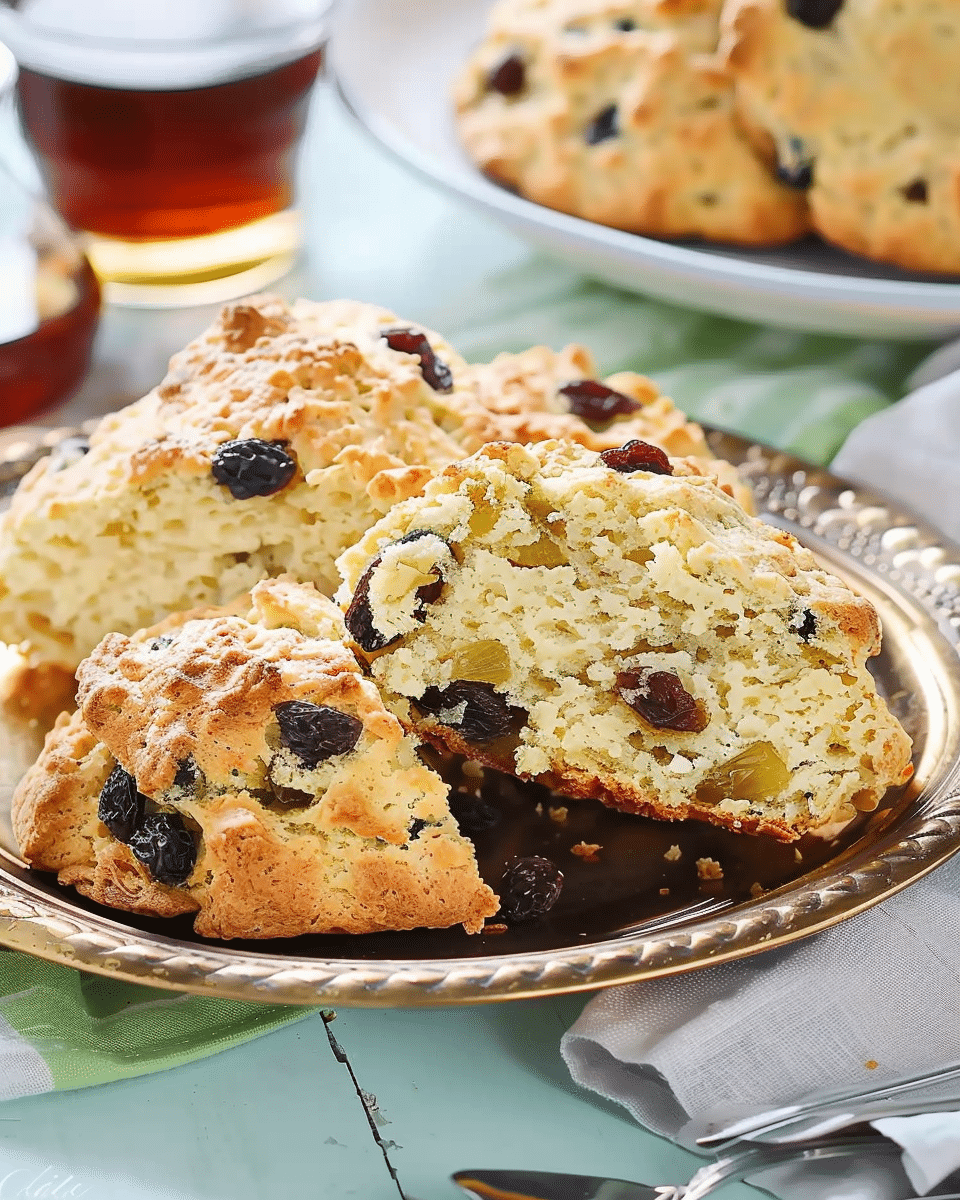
[0,256,100,426]
[18,51,322,243]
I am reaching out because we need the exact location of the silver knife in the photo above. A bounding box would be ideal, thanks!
[451,1168,673,1200]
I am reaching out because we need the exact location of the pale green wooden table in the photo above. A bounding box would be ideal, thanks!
[0,82,773,1200]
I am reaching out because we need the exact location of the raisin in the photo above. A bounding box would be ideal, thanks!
[275,700,363,767]
[585,104,619,145]
[383,328,453,393]
[498,856,563,923]
[98,765,145,844]
[776,159,813,189]
[600,440,673,475]
[613,17,636,30]
[345,531,452,653]
[414,681,520,742]
[794,609,817,642]
[786,0,843,28]
[488,53,525,96]
[211,438,297,500]
[448,790,501,837]
[617,668,708,733]
[901,179,928,204]
[559,380,640,426]
[173,757,201,791]
[48,435,90,472]
[128,813,197,885]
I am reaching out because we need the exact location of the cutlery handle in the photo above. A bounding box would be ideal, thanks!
[682,1132,902,1200]
[696,1059,960,1149]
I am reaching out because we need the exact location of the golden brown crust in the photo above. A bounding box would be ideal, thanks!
[14,580,498,938]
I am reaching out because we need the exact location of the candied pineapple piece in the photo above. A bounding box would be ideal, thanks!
[695,742,790,807]
[508,535,568,568]
[451,639,512,685]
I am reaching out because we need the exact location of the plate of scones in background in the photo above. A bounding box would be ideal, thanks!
[330,0,960,340]
[0,296,959,1007]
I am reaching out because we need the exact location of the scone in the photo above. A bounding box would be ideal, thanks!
[722,0,960,274]
[336,439,913,841]
[0,295,472,671]
[456,343,752,508]
[12,578,498,938]
[454,0,809,244]
[0,293,753,672]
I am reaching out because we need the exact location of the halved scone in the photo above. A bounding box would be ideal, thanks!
[336,440,912,841]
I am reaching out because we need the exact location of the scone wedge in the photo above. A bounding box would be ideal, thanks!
[337,440,913,842]
[0,295,471,672]
[12,579,497,938]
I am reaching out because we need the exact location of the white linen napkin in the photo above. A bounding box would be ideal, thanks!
[562,365,960,1200]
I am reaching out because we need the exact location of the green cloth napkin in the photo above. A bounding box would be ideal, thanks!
[0,260,934,1100]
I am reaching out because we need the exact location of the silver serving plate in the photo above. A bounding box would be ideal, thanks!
[0,424,958,1006]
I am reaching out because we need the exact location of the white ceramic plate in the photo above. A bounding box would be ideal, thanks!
[328,0,960,341]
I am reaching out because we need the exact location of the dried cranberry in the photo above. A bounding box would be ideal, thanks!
[128,813,197,885]
[211,438,297,500]
[448,790,501,837]
[600,440,673,475]
[498,856,563,923]
[275,701,363,767]
[488,53,525,96]
[786,0,843,28]
[585,104,619,145]
[383,328,453,393]
[345,530,452,653]
[559,380,640,426]
[414,681,521,742]
[794,609,817,642]
[901,179,928,204]
[98,765,145,844]
[617,668,708,733]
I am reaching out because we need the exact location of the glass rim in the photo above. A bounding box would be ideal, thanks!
[0,40,15,96]
[0,7,331,89]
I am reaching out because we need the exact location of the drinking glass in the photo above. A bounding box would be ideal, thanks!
[0,41,100,426]
[0,1,331,306]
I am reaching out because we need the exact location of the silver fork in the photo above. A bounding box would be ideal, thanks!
[695,1059,960,1151]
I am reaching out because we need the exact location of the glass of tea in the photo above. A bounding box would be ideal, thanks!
[0,41,100,427]
[0,1,330,307]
